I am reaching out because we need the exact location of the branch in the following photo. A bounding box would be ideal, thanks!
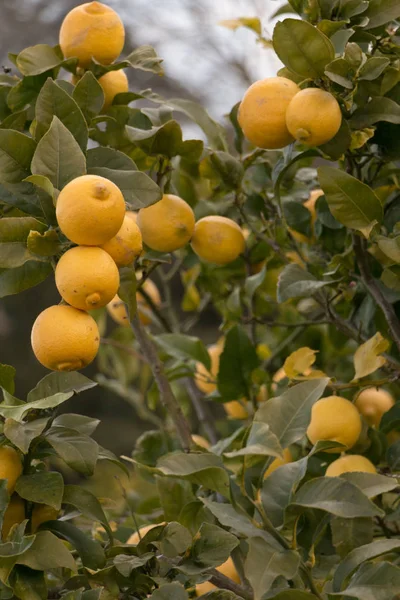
[100,337,145,362]
[209,570,253,600]
[130,314,192,451]
[353,234,400,354]
[186,378,219,445]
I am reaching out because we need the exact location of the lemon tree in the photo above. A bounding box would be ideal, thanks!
[2,2,400,600]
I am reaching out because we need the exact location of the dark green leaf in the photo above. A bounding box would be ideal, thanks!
[72,71,104,122]
[217,325,259,400]
[122,45,164,75]
[118,267,137,320]
[350,97,400,129]
[45,427,99,475]
[277,264,333,302]
[332,561,400,599]
[0,365,16,395]
[340,472,398,497]
[364,0,400,29]
[63,485,112,540]
[113,552,154,577]
[358,58,390,81]
[42,520,105,570]
[16,531,76,571]
[15,472,63,510]
[261,458,308,528]
[155,334,211,370]
[148,583,188,600]
[0,262,52,299]
[283,201,312,236]
[27,372,96,403]
[0,130,36,190]
[156,477,195,522]
[331,517,374,559]
[52,414,99,435]
[11,566,47,600]
[3,418,48,454]
[191,522,239,567]
[16,44,76,76]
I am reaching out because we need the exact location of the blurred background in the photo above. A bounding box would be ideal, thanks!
[0,0,284,456]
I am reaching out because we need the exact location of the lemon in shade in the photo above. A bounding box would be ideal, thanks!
[56,174,125,246]
[107,280,162,327]
[263,448,292,478]
[0,447,22,494]
[196,558,240,596]
[289,189,324,244]
[31,305,100,371]
[307,396,362,453]
[238,77,300,149]
[55,246,120,310]
[286,88,342,147]
[326,454,377,477]
[59,2,125,68]
[101,213,143,266]
[192,435,210,449]
[195,343,221,394]
[127,523,165,545]
[137,194,195,253]
[355,387,395,427]
[98,69,129,111]
[2,495,25,539]
[191,216,245,265]
[31,504,59,533]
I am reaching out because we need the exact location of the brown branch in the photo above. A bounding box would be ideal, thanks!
[186,378,219,445]
[130,313,192,451]
[209,570,253,600]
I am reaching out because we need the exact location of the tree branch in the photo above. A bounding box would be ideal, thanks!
[209,570,253,600]
[130,314,192,451]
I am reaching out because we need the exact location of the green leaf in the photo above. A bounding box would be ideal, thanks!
[244,266,266,306]
[16,531,76,571]
[148,583,188,600]
[0,365,16,395]
[381,266,400,291]
[245,537,300,600]
[0,262,52,299]
[318,166,383,236]
[0,243,40,269]
[358,57,390,81]
[291,477,383,518]
[225,421,282,460]
[118,267,137,320]
[207,151,244,189]
[3,418,48,454]
[41,520,105,570]
[273,149,321,209]
[350,97,400,129]
[11,566,47,600]
[155,334,211,370]
[277,264,333,302]
[268,593,319,600]
[113,553,154,577]
[0,217,46,243]
[340,472,398,497]
[325,58,353,89]
[284,201,313,236]
[15,472,64,510]
[0,130,36,190]
[16,44,76,76]
[191,522,239,567]
[157,477,195,522]
[331,517,374,559]
[261,458,308,528]
[72,71,104,122]
[158,522,192,558]
[273,18,334,78]
[27,372,96,403]
[35,78,88,151]
[27,229,62,258]
[156,452,231,498]
[332,561,400,599]
[122,45,164,75]
[31,116,86,189]
[45,427,99,475]
[364,0,400,29]
[52,414,99,435]
[63,486,113,540]
[217,325,259,400]
[126,120,199,158]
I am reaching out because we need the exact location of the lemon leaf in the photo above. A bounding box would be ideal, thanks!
[353,332,389,381]
[219,18,262,36]
[283,347,317,378]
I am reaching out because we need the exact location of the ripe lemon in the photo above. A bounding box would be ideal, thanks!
[192,435,210,449]
[127,522,165,545]
[195,344,221,394]
[31,305,100,371]
[326,454,377,477]
[107,280,162,327]
[307,396,362,453]
[59,2,125,68]
[31,504,59,533]
[137,194,195,253]
[355,387,395,427]
[55,246,120,310]
[264,448,292,478]
[0,447,22,494]
[286,88,342,147]
[196,558,240,596]
[224,401,249,420]
[289,189,324,244]
[191,216,245,265]
[56,175,125,246]
[238,77,300,149]
[101,213,143,266]
[2,495,25,539]
[98,69,129,111]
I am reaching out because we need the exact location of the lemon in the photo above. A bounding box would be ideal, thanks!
[355,387,395,427]
[326,454,377,477]
[196,558,240,596]
[191,216,245,265]
[307,396,362,453]
[101,213,143,266]
[224,401,249,420]
[31,504,59,533]
[195,344,221,394]
[55,246,120,310]
[107,280,162,327]
[192,435,210,449]
[56,175,125,246]
[98,69,129,111]
[137,194,195,253]
[2,495,25,539]
[238,77,300,149]
[263,448,292,478]
[286,88,342,147]
[289,188,324,244]
[59,2,125,68]
[127,522,165,545]
[31,305,100,371]
[0,447,22,494]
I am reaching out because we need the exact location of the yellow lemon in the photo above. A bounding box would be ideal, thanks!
[55,246,120,310]
[195,344,221,394]
[238,77,300,149]
[59,2,125,68]
[288,188,324,244]
[224,401,249,420]
[191,216,245,265]
[196,558,240,596]
[307,396,362,453]
[31,504,59,533]
[263,448,292,478]
[101,213,143,266]
[127,522,165,545]
[286,88,342,147]
[31,305,100,371]
[2,495,25,539]
[326,454,377,477]
[137,194,195,253]
[0,447,22,494]
[56,175,125,246]
[192,435,210,449]
[355,388,395,428]
[98,69,129,111]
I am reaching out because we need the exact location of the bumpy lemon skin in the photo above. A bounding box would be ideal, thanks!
[0,447,22,494]
[56,175,125,246]
[55,246,120,310]
[2,495,25,539]
[307,396,362,453]
[326,454,377,477]
[137,194,195,253]
[196,558,240,596]
[264,448,292,478]
[98,69,129,111]
[127,522,165,545]
[31,305,100,371]
[355,387,395,427]
[59,2,125,68]
[107,280,162,327]
[31,504,59,533]
[238,77,300,149]
[286,88,342,147]
[191,216,246,265]
[195,344,221,394]
[101,214,143,266]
